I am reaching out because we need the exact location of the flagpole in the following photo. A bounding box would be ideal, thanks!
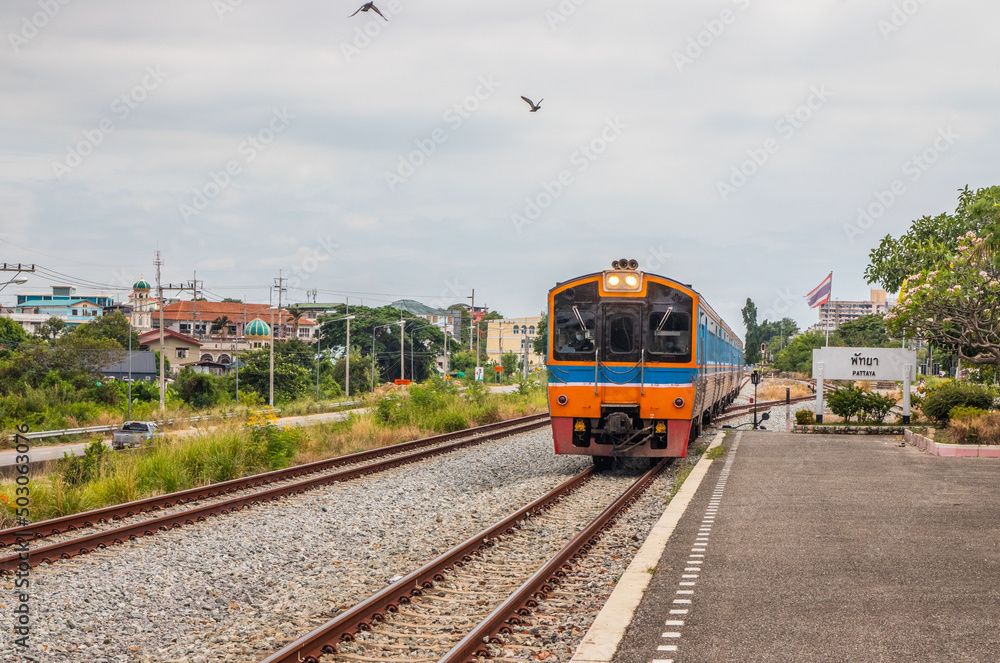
[825,272,832,346]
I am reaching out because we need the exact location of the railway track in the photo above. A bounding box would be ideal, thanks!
[260,458,669,663]
[0,413,550,574]
[714,378,830,424]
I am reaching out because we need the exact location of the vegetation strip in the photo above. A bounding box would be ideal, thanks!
[0,416,550,573]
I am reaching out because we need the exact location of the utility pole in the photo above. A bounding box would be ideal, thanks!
[345,300,351,398]
[468,289,475,352]
[269,302,275,406]
[274,272,287,341]
[191,270,197,339]
[155,251,165,411]
[400,316,405,381]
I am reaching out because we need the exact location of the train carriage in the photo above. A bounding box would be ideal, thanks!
[546,260,744,465]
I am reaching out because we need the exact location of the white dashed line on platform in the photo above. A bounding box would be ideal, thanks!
[646,431,742,663]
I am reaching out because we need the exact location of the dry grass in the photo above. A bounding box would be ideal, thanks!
[946,411,1000,445]
[757,379,812,401]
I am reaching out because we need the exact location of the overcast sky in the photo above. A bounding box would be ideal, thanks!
[1,0,996,338]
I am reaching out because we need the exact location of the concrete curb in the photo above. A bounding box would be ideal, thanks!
[569,431,727,663]
[904,428,1000,458]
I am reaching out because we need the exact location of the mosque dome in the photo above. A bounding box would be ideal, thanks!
[244,318,271,339]
[133,277,151,290]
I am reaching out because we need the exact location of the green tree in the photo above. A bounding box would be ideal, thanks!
[831,314,893,348]
[533,313,548,357]
[0,317,29,352]
[885,226,1000,369]
[742,298,762,364]
[73,311,139,349]
[316,305,444,386]
[234,348,313,403]
[174,367,227,409]
[866,185,1000,292]
[212,315,232,337]
[501,351,519,376]
[773,330,826,375]
[34,316,67,341]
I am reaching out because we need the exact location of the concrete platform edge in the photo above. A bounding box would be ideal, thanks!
[569,431,726,663]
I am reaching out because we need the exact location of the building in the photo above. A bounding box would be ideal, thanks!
[9,284,116,329]
[129,277,156,331]
[485,317,545,374]
[816,289,894,331]
[15,284,115,309]
[391,300,456,331]
[138,329,204,374]
[100,351,158,383]
[155,301,316,343]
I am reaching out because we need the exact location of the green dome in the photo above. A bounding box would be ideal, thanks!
[133,277,151,290]
[244,318,271,338]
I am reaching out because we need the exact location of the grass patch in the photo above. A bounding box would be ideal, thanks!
[705,445,727,460]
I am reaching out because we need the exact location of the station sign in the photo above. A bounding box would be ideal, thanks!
[475,367,484,381]
[812,347,917,381]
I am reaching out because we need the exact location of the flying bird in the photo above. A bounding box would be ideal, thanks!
[521,96,543,112]
[350,2,387,20]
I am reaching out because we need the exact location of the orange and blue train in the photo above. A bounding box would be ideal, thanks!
[546,260,744,466]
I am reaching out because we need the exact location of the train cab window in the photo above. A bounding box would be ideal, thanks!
[553,308,596,357]
[552,282,599,361]
[606,310,638,355]
[644,282,694,363]
[647,310,691,361]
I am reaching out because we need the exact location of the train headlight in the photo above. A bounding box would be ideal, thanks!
[604,270,642,291]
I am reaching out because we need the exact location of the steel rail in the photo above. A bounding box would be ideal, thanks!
[259,467,597,663]
[0,416,550,573]
[440,458,669,663]
[0,413,548,549]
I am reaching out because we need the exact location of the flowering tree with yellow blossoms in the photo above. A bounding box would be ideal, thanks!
[884,229,1000,368]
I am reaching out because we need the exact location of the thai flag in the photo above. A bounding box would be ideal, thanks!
[806,272,832,308]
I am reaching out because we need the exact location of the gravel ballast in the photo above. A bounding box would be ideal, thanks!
[1,429,593,662]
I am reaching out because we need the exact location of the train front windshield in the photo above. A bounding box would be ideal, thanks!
[552,279,693,364]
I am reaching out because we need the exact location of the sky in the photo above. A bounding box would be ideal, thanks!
[1,0,996,340]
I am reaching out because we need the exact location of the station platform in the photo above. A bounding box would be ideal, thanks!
[573,430,1000,663]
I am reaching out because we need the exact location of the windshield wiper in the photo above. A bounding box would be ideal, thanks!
[655,307,674,334]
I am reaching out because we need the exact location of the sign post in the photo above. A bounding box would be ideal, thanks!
[811,348,918,425]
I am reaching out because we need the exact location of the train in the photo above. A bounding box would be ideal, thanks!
[545,259,744,466]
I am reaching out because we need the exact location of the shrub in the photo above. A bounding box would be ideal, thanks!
[921,382,995,423]
[435,410,468,433]
[827,386,866,423]
[60,438,108,486]
[795,410,814,425]
[949,405,988,421]
[860,392,899,424]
